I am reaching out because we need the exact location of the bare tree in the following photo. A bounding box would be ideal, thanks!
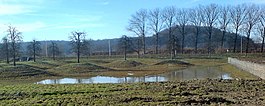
[189,6,203,54]
[244,4,260,54]
[48,42,61,60]
[148,8,165,54]
[230,4,247,53]
[69,31,86,63]
[163,6,177,59]
[118,35,133,60]
[176,8,189,54]
[7,26,22,66]
[127,9,148,55]
[2,37,10,64]
[259,7,265,53]
[218,5,230,51]
[257,24,265,53]
[27,39,41,62]
[201,4,219,55]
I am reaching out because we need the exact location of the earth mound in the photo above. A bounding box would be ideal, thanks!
[0,65,55,79]
[50,63,112,75]
[106,60,144,68]
[155,60,193,66]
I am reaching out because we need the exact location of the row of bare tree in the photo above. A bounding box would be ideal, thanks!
[0,26,63,66]
[127,3,265,58]
[0,26,93,65]
[1,26,23,66]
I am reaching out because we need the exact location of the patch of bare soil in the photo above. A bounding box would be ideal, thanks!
[155,60,193,66]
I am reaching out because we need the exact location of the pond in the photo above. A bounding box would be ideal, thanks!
[36,66,232,84]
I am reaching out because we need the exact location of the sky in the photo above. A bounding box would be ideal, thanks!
[0,0,264,41]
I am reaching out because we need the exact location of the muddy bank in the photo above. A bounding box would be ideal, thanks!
[228,57,265,79]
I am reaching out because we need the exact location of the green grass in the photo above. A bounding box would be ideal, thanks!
[47,63,112,76]
[0,55,259,83]
[0,79,264,105]
[220,64,258,79]
[0,55,263,105]
[186,58,259,79]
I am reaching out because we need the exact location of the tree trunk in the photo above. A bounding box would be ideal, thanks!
[233,28,238,53]
[208,27,212,56]
[173,37,176,57]
[137,38,140,58]
[195,27,199,54]
[12,42,16,66]
[77,36,80,63]
[181,26,185,54]
[77,45,80,63]
[124,43,127,60]
[5,42,9,64]
[155,33,158,54]
[245,29,251,55]
[168,27,174,60]
[33,41,36,62]
[52,43,55,60]
[262,28,265,53]
[142,35,146,54]
[221,30,226,51]
[261,37,264,53]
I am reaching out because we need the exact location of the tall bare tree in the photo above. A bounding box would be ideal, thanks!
[244,4,260,54]
[176,8,189,54]
[201,4,219,55]
[118,35,133,60]
[230,4,247,53]
[148,8,165,54]
[163,6,177,59]
[218,5,230,50]
[259,7,265,53]
[69,31,86,63]
[127,9,148,55]
[2,37,10,64]
[7,26,22,66]
[27,39,41,62]
[189,6,203,54]
[48,42,61,60]
[257,24,265,53]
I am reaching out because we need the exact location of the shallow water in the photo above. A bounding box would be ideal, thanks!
[36,66,232,84]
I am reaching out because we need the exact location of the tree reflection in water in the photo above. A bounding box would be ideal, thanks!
[36,66,232,84]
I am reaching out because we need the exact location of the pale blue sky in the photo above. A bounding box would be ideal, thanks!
[0,0,264,41]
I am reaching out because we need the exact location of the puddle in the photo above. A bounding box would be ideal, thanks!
[36,66,232,84]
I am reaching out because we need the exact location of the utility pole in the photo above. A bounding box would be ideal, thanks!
[108,40,111,57]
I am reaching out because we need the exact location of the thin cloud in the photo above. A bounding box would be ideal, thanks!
[0,0,50,15]
[0,4,33,15]
[97,1,110,6]
[101,1,109,5]
[248,0,265,4]
[15,21,46,32]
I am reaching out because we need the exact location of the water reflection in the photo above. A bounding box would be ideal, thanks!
[36,66,232,84]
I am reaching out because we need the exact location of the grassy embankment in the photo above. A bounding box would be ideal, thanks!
[0,55,259,84]
[0,57,193,84]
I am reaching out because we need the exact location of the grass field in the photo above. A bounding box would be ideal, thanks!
[0,55,258,83]
[0,54,262,105]
[0,79,264,105]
